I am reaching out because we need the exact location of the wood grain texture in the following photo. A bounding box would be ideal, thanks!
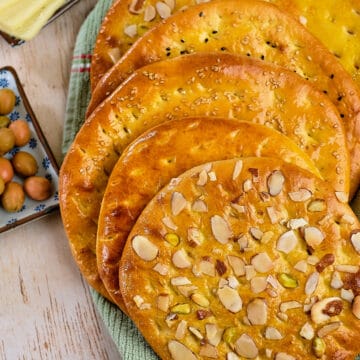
[0,1,121,359]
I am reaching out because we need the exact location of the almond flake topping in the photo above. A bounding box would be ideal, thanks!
[267,170,285,196]
[232,160,243,180]
[206,324,223,346]
[341,288,354,302]
[171,276,191,286]
[305,272,319,295]
[152,263,169,275]
[277,230,297,254]
[294,260,307,273]
[234,334,258,358]
[163,0,175,10]
[317,321,341,338]
[107,47,121,64]
[335,264,359,273]
[288,188,312,202]
[187,227,204,246]
[227,255,245,276]
[155,1,171,18]
[197,169,208,186]
[275,353,295,360]
[199,344,217,358]
[243,179,253,192]
[171,191,187,216]
[162,216,177,230]
[280,301,301,313]
[300,322,314,340]
[192,199,208,212]
[218,285,242,313]
[189,326,203,339]
[175,320,187,340]
[266,206,279,224]
[198,260,216,277]
[168,340,197,360]
[287,218,308,229]
[250,277,267,293]
[307,199,326,212]
[227,352,240,360]
[249,227,263,241]
[208,171,217,181]
[231,203,246,213]
[124,24,137,37]
[265,327,283,340]
[211,215,232,244]
[245,265,257,280]
[335,191,348,203]
[172,249,191,268]
[351,230,360,253]
[157,294,170,312]
[247,298,268,325]
[330,271,344,289]
[143,4,156,21]
[251,252,274,273]
[304,226,324,248]
[132,235,158,261]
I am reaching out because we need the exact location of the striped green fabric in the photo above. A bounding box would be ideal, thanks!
[62,1,360,359]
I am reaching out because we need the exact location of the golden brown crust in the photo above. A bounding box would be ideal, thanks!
[97,117,321,308]
[88,0,360,196]
[91,0,360,91]
[59,53,348,301]
[120,157,360,360]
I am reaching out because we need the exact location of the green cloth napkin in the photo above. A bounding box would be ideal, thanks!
[62,1,360,359]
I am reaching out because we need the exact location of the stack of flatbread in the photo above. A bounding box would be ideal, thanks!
[59,0,360,358]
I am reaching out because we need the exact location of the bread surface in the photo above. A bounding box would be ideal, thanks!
[59,53,348,300]
[97,117,320,308]
[90,0,360,90]
[88,0,360,196]
[120,157,360,360]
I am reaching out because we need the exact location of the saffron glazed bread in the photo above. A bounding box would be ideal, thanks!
[87,0,360,196]
[119,157,360,360]
[97,117,321,308]
[90,0,360,90]
[59,53,349,300]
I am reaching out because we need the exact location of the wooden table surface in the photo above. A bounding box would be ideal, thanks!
[0,1,121,359]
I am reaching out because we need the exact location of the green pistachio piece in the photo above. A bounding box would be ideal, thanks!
[313,337,326,357]
[278,273,298,288]
[171,303,191,314]
[165,233,180,246]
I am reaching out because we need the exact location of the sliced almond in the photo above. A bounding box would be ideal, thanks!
[107,47,121,64]
[280,300,301,313]
[238,234,249,251]
[250,277,267,293]
[350,230,360,253]
[187,227,204,246]
[191,293,209,307]
[300,322,314,340]
[227,352,240,360]
[132,235,158,261]
[335,191,348,203]
[261,231,274,244]
[163,0,175,10]
[162,216,177,230]
[307,199,326,212]
[227,255,245,276]
[277,230,297,254]
[232,160,243,180]
[199,344,218,358]
[243,179,253,192]
[152,263,169,275]
[287,218,308,229]
[143,4,156,21]
[330,271,344,289]
[265,349,273,358]
[247,298,268,325]
[311,297,343,324]
[168,340,197,360]
[267,170,285,196]
[172,249,191,268]
[277,312,288,322]
[234,334,258,358]
[304,227,324,248]
[206,323,223,346]
[133,295,144,308]
[317,321,341,338]
[189,326,203,340]
[192,199,208,212]
[208,171,217,181]
[267,275,279,289]
[155,1,171,18]
[341,288,354,303]
[245,265,257,280]
[304,296,318,313]
[305,272,319,295]
[197,169,208,186]
[177,285,198,297]
[335,264,359,273]
[294,260,308,273]
[352,295,360,319]
[199,260,216,277]
[124,24,137,38]
[218,285,242,313]
[249,227,263,241]
[251,252,273,273]
[157,294,170,312]
[171,276,191,286]
[265,327,283,340]
[266,206,279,224]
[171,192,187,216]
[341,213,356,224]
[307,255,319,265]
[228,276,240,289]
[288,188,312,202]
[211,215,232,244]
[175,320,187,340]
[231,203,246,214]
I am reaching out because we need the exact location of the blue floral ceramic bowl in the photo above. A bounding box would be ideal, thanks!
[0,67,59,233]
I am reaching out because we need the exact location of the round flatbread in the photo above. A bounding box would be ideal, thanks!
[91,0,360,90]
[120,157,360,360]
[97,117,320,308]
[59,53,348,299]
[88,0,360,195]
